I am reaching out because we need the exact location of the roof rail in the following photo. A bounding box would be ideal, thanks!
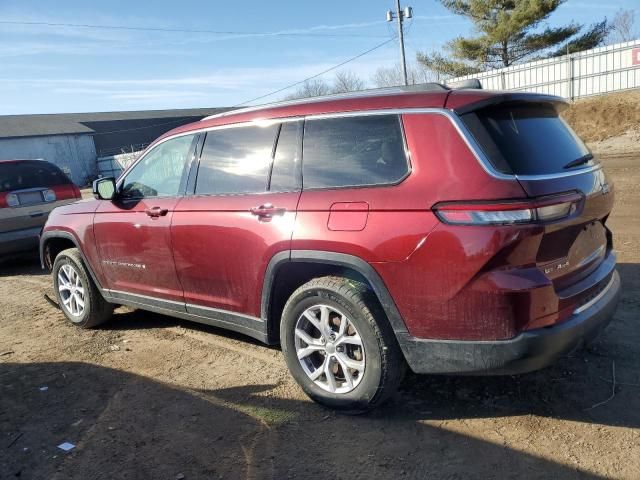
[200,83,450,121]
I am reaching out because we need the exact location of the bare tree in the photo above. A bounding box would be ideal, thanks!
[332,70,365,94]
[283,71,367,100]
[371,63,438,88]
[284,79,332,100]
[608,9,636,44]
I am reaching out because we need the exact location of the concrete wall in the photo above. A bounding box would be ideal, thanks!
[0,134,97,185]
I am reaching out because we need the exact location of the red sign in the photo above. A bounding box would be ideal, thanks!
[633,48,640,66]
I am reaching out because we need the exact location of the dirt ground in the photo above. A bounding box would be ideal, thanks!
[1,151,640,479]
[563,90,640,143]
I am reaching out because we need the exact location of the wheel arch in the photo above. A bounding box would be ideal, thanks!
[262,250,408,344]
[40,230,105,293]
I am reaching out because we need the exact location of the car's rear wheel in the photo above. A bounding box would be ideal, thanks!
[53,248,113,328]
[280,276,406,412]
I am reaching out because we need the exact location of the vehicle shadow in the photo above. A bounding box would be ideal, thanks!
[0,252,46,277]
[0,361,609,480]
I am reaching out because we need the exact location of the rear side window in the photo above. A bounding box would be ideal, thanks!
[196,125,278,195]
[0,161,70,192]
[302,115,408,189]
[270,121,302,192]
[461,103,593,176]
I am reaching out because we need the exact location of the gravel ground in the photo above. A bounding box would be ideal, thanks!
[1,152,639,480]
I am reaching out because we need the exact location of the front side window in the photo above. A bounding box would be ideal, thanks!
[196,125,278,195]
[302,115,408,189]
[121,134,196,198]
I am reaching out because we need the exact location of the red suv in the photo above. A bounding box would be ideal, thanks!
[40,85,620,411]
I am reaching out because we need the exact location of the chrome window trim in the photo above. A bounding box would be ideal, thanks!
[123,107,601,186]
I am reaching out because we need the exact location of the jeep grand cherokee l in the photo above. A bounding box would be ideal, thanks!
[1,159,80,255]
[40,85,620,411]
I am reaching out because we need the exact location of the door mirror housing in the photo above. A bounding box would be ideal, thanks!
[93,177,117,200]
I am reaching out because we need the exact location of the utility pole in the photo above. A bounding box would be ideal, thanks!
[386,2,412,86]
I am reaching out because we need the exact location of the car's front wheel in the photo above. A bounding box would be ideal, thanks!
[53,248,113,328]
[280,276,406,412]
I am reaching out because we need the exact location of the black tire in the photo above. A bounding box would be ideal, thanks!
[280,276,406,412]
[52,248,113,328]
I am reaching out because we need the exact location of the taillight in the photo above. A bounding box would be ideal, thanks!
[43,189,57,202]
[434,192,583,226]
[49,184,80,200]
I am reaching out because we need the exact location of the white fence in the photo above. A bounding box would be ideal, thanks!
[449,39,640,100]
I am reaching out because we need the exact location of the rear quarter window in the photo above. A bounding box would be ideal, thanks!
[302,115,408,189]
[461,103,594,176]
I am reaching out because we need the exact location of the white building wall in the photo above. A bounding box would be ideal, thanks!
[0,134,97,185]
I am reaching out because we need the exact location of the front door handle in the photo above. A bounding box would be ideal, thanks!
[250,203,286,218]
[145,206,169,218]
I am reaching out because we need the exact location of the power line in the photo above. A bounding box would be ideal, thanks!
[85,37,396,137]
[233,37,396,107]
[0,20,388,39]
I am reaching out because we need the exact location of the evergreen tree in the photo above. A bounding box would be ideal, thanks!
[418,0,610,77]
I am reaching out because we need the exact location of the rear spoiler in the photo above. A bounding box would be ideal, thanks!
[451,92,569,115]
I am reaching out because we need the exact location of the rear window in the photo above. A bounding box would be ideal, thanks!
[461,103,594,175]
[0,161,70,192]
[302,115,408,189]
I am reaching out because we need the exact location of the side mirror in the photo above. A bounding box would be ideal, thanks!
[93,177,117,200]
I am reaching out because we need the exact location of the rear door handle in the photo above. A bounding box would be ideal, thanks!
[250,204,286,218]
[145,206,169,218]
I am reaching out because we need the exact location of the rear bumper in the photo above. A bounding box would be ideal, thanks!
[398,269,621,375]
[0,226,42,255]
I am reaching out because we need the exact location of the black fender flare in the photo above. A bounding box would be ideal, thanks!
[261,250,409,335]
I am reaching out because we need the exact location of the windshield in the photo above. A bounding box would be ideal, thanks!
[461,103,594,175]
[0,161,70,192]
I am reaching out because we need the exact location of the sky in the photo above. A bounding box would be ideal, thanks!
[0,0,635,114]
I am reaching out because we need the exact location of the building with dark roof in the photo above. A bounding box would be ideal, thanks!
[0,107,228,185]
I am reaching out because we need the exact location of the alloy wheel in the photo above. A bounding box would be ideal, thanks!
[57,264,86,317]
[294,304,366,394]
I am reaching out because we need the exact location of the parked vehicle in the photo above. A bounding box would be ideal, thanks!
[1,159,81,256]
[40,85,620,411]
